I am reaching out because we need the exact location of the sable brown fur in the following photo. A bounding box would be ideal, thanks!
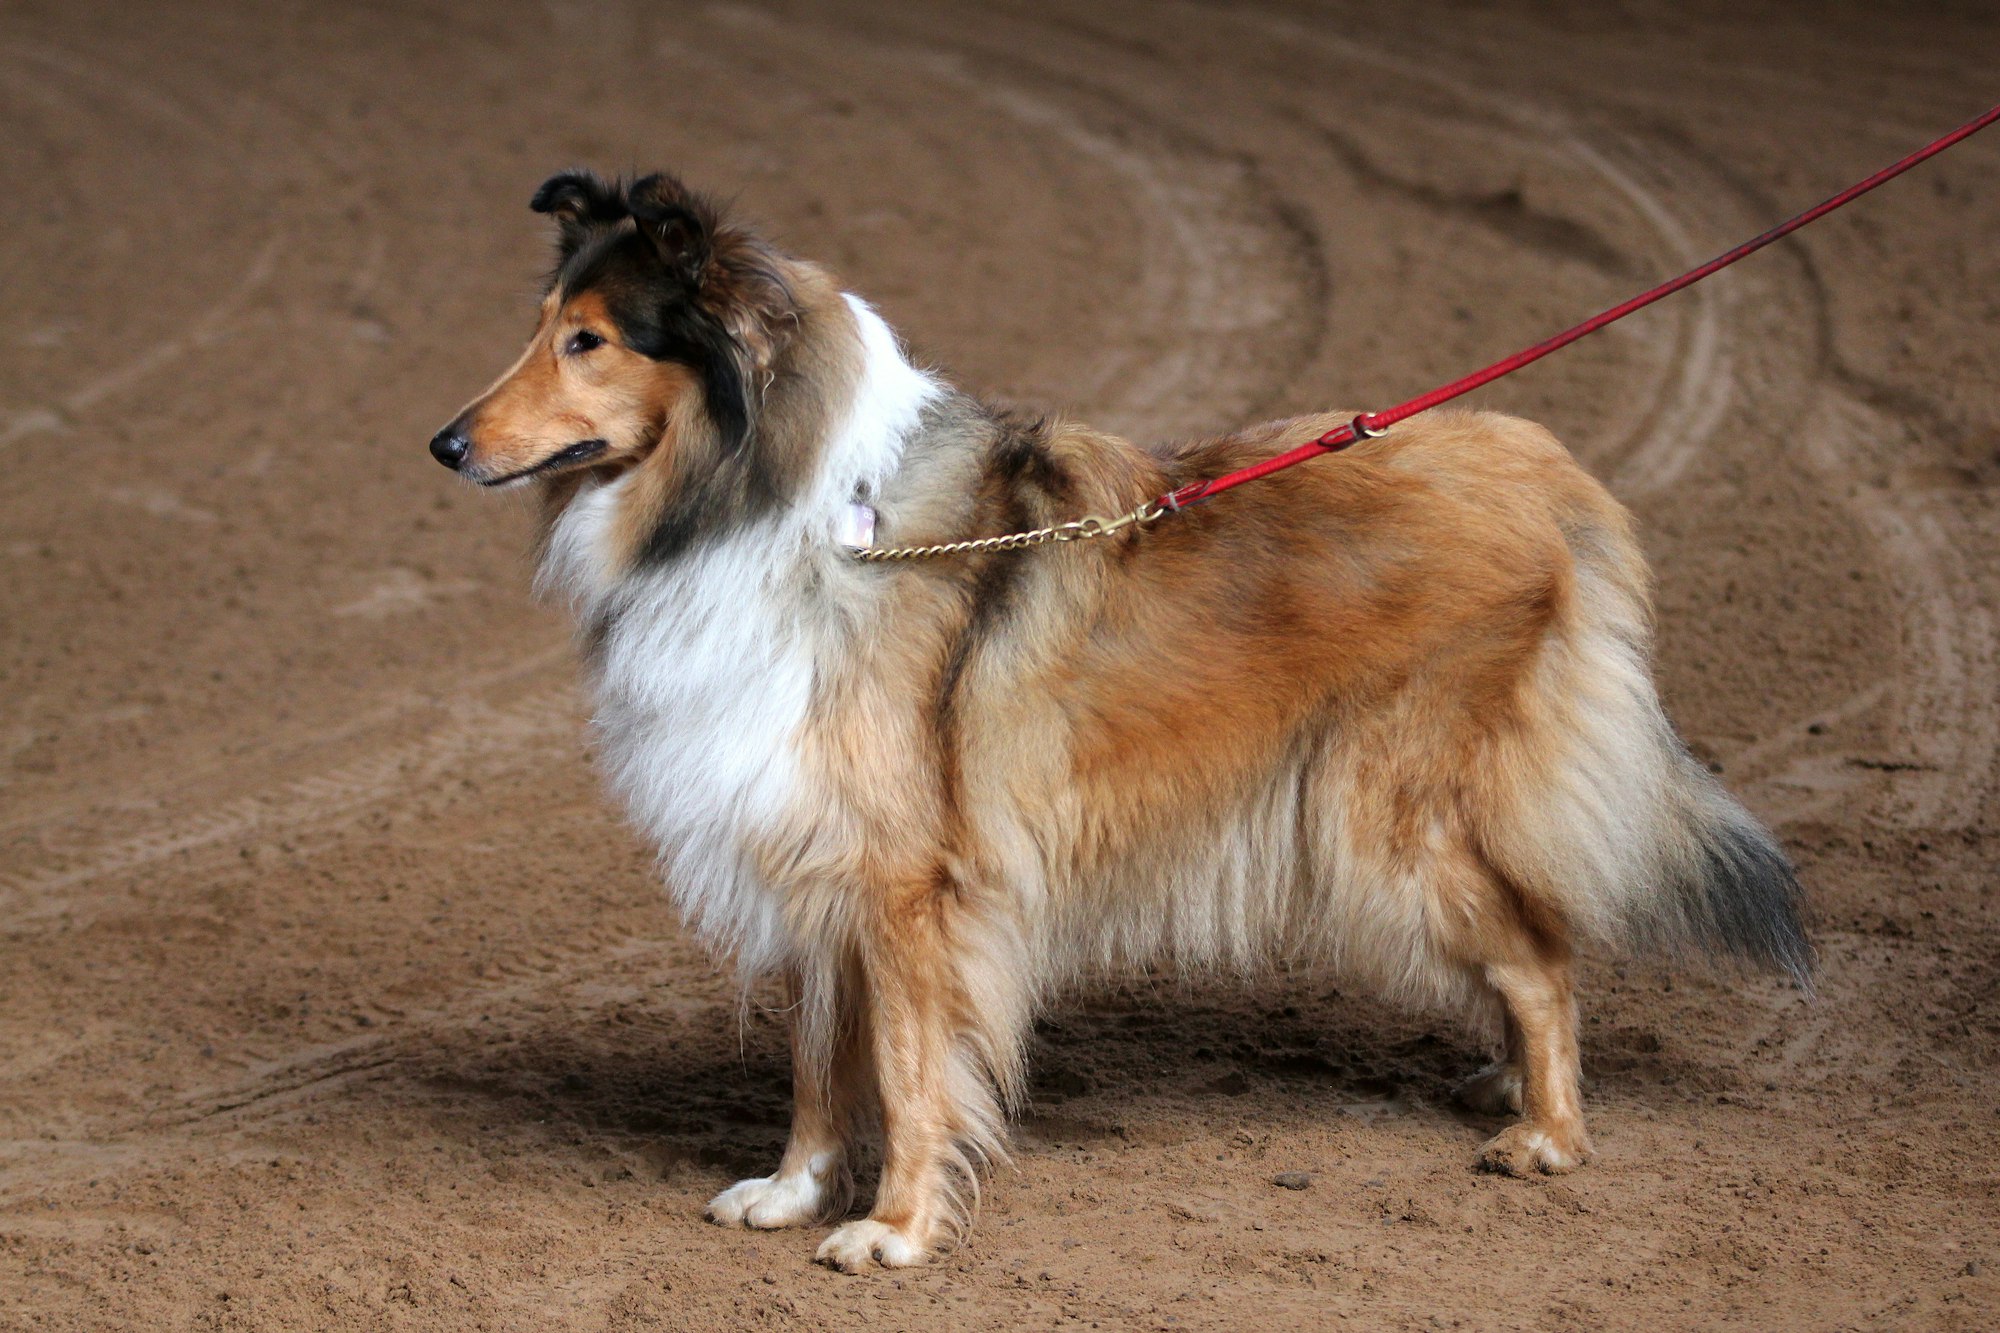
[432,170,1811,1273]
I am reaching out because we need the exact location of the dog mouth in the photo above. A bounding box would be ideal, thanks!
[476,438,610,487]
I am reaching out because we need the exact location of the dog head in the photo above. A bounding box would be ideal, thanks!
[429,171,797,495]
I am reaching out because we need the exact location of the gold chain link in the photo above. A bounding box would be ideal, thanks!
[847,499,1167,563]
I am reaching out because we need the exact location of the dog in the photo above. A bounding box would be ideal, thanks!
[429,170,1811,1272]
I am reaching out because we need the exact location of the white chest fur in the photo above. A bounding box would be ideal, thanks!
[538,296,937,974]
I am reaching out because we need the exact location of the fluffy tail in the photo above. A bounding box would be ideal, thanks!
[1640,744,1815,991]
[1482,489,1814,991]
[1490,696,1817,991]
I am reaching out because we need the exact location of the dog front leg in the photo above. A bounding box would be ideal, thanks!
[815,889,971,1272]
[707,967,859,1229]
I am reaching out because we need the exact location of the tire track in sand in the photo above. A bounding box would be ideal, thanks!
[1245,13,1733,500]
[1636,106,2000,831]
[0,43,285,450]
[0,680,580,926]
[1797,390,1998,829]
[705,2,1322,441]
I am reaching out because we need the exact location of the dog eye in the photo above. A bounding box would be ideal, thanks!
[565,330,605,355]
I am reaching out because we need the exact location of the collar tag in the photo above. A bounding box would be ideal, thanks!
[837,502,877,549]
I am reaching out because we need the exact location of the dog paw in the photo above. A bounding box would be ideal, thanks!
[1455,1063,1524,1116]
[706,1173,828,1229]
[815,1219,929,1273]
[1478,1123,1593,1177]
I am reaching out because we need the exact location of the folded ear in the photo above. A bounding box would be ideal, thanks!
[625,173,716,290]
[529,170,626,257]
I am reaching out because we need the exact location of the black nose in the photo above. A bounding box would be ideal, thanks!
[429,426,470,470]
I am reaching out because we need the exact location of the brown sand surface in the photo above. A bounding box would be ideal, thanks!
[3,1,1997,1327]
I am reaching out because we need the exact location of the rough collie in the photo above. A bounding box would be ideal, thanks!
[429,171,1811,1272]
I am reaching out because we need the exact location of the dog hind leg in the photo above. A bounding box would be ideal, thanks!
[1475,949,1593,1175]
[1455,1004,1526,1116]
[1420,832,1594,1174]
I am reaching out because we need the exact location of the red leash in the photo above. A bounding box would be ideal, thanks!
[1155,99,2000,515]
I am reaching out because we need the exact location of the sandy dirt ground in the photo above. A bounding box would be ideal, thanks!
[3,1,1998,1327]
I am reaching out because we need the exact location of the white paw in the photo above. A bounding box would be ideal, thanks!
[815,1219,928,1273]
[706,1173,828,1229]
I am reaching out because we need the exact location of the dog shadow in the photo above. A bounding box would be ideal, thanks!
[373,968,1715,1177]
